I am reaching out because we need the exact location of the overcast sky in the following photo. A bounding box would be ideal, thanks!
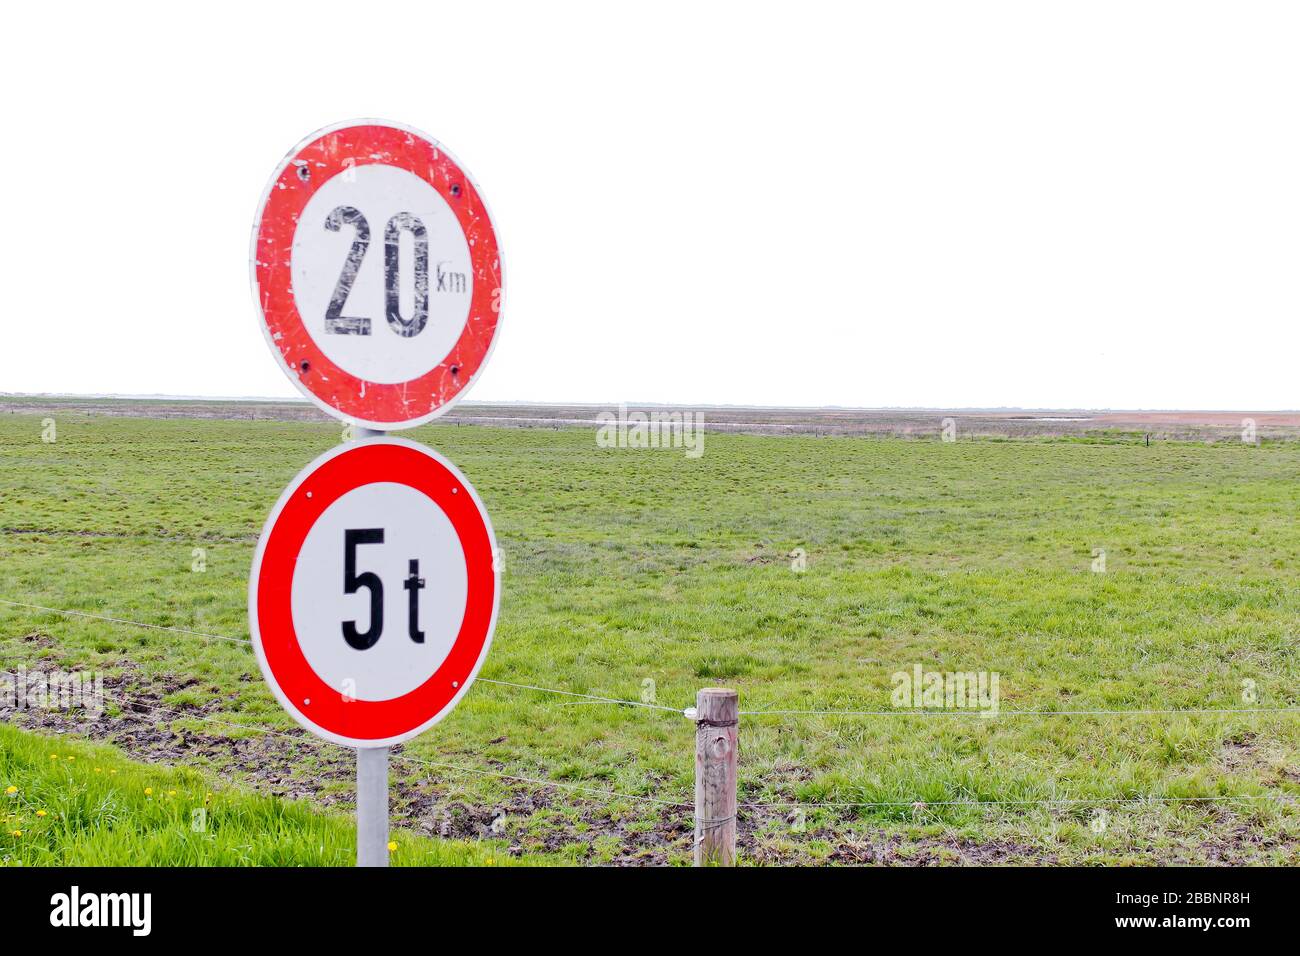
[3,2,1298,409]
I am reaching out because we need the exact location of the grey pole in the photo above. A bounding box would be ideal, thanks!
[349,425,390,868]
[356,745,389,866]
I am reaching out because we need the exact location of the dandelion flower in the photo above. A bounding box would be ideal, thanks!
[387,841,397,852]
[36,810,46,818]
[144,787,153,796]
[49,754,58,760]
[10,830,21,837]
[4,786,16,795]
[167,790,177,797]
[110,770,118,775]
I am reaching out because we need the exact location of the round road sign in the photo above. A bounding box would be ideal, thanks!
[250,120,504,430]
[248,437,499,746]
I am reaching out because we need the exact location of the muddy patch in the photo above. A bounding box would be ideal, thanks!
[816,833,1054,866]
[0,659,700,862]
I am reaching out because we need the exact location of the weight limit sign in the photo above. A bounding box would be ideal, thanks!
[248,438,500,746]
[250,120,504,430]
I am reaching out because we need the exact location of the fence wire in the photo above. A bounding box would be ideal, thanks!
[2,682,1285,816]
[4,597,1298,721]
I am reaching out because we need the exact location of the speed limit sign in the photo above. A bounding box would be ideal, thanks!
[248,437,500,747]
[250,120,504,430]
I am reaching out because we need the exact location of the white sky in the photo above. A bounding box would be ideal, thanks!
[3,1,1298,410]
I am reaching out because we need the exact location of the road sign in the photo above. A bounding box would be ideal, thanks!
[248,436,499,747]
[250,120,504,430]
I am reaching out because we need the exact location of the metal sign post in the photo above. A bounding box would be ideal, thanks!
[248,122,505,866]
[351,425,387,868]
[356,745,389,867]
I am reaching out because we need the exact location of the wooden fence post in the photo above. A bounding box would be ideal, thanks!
[694,687,738,866]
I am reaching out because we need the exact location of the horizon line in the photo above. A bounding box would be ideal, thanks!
[2,392,1299,415]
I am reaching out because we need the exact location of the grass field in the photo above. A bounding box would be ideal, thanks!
[2,408,1299,864]
[0,723,527,866]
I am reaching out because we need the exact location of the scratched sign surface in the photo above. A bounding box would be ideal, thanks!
[251,121,503,429]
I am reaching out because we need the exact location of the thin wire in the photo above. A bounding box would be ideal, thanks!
[2,661,1288,815]
[100,689,694,809]
[0,527,256,543]
[0,600,689,714]
[21,690,1284,814]
[475,677,687,714]
[4,597,1300,719]
[737,794,1286,810]
[740,706,1300,717]
[0,599,251,645]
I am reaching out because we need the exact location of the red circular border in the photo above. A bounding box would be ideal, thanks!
[254,442,496,742]
[253,123,502,427]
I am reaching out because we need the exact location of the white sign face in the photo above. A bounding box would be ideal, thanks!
[290,481,469,701]
[249,437,499,747]
[291,164,474,386]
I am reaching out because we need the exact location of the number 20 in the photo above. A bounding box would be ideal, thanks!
[324,206,429,338]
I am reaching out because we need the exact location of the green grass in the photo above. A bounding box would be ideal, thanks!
[0,723,529,866]
[1,410,1299,864]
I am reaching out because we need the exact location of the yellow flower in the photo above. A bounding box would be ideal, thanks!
[4,786,16,795]
[386,841,397,852]
[144,787,153,796]
[49,754,58,760]
[66,756,74,761]
[167,790,177,797]
[35,810,47,818]
[10,830,21,837]
[110,769,118,775]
